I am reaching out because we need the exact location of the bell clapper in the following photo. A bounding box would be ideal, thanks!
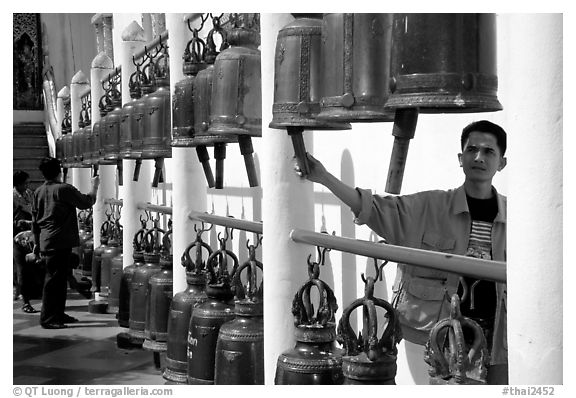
[214,143,226,189]
[196,145,215,188]
[385,108,419,194]
[287,126,309,177]
[238,135,259,187]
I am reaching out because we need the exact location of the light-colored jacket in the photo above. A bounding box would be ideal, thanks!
[353,184,507,365]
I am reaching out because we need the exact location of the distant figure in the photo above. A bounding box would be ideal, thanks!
[31,157,99,329]
[13,170,38,312]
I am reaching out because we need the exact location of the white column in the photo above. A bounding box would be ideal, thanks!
[166,13,207,293]
[117,19,153,267]
[504,14,563,385]
[91,52,115,249]
[71,71,91,193]
[262,13,314,384]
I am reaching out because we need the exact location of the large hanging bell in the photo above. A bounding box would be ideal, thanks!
[130,62,155,181]
[191,18,233,189]
[142,43,172,187]
[275,253,344,384]
[269,14,351,177]
[424,294,490,385]
[337,266,402,384]
[187,231,238,385]
[214,239,264,385]
[316,13,395,123]
[386,13,502,113]
[171,29,208,147]
[119,68,143,160]
[163,226,211,384]
[208,13,262,187]
[270,15,351,130]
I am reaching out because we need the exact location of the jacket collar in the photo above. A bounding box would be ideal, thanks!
[452,184,507,224]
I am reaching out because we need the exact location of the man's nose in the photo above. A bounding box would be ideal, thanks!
[474,151,484,162]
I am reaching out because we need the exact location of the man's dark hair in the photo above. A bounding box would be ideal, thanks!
[38,157,62,180]
[461,120,507,156]
[13,170,30,187]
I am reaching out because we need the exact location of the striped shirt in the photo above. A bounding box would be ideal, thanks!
[466,220,493,260]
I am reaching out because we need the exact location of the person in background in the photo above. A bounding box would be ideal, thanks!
[295,120,508,384]
[30,157,100,329]
[13,170,38,312]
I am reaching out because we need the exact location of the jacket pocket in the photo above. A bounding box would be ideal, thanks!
[393,276,449,337]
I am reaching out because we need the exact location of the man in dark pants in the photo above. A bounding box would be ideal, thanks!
[31,157,99,329]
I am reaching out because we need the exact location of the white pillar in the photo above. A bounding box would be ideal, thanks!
[71,71,91,193]
[262,13,314,384]
[166,13,208,293]
[56,86,68,140]
[117,19,153,267]
[504,14,563,385]
[91,52,115,249]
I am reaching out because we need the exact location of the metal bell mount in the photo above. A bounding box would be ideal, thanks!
[336,258,402,384]
[274,246,344,384]
[187,227,238,384]
[269,14,351,177]
[207,13,262,188]
[424,294,490,385]
[384,14,502,194]
[163,222,213,383]
[214,236,264,384]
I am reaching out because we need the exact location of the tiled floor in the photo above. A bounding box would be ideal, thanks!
[13,289,167,385]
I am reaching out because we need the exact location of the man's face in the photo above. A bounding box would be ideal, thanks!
[458,131,506,183]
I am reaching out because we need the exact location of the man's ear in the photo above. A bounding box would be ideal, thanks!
[498,157,507,171]
[458,153,463,167]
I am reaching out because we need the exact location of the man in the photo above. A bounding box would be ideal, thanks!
[295,120,507,384]
[31,157,100,329]
[13,170,37,311]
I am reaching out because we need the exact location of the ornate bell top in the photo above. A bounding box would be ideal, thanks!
[142,216,166,264]
[152,45,170,89]
[204,230,238,299]
[128,69,142,99]
[233,238,263,316]
[291,251,338,343]
[424,294,490,384]
[182,29,207,76]
[226,13,260,48]
[181,225,213,284]
[204,15,228,64]
[159,219,173,267]
[99,219,112,245]
[336,265,402,361]
[132,216,148,258]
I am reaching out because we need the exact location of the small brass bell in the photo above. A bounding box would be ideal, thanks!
[275,250,344,384]
[337,263,402,384]
[424,294,490,385]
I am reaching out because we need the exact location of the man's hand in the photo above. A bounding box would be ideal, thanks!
[91,175,100,190]
[294,152,328,184]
